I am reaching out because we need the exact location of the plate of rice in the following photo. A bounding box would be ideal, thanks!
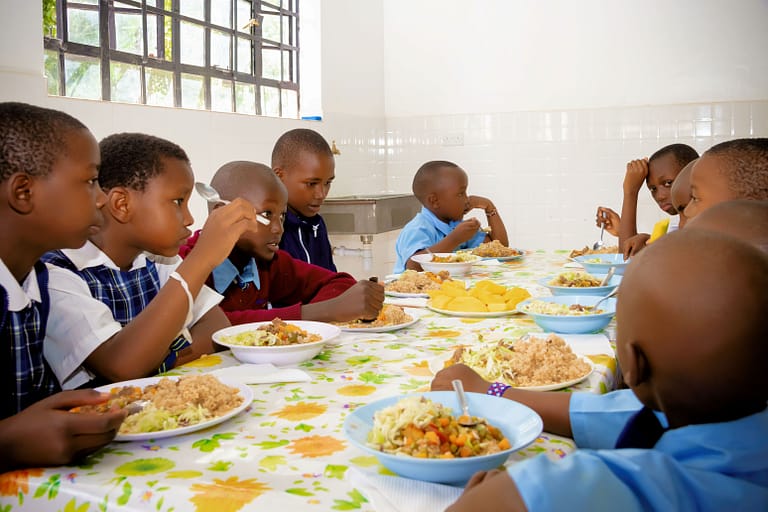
[429,334,594,391]
[90,374,252,441]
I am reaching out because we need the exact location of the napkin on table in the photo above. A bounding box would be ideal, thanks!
[346,468,463,512]
[207,363,311,384]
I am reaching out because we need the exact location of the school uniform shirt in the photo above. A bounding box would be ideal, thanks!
[507,389,768,511]
[280,209,337,271]
[393,207,487,273]
[41,241,223,390]
[180,230,356,325]
[0,259,60,418]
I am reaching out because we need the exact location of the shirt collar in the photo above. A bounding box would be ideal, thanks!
[211,257,260,293]
[0,258,42,311]
[60,240,149,271]
[419,206,460,236]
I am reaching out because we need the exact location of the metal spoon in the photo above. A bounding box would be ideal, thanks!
[452,379,483,427]
[589,286,618,312]
[593,211,607,250]
[194,182,270,226]
[124,399,150,416]
[598,267,615,287]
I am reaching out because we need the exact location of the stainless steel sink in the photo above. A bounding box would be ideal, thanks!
[319,194,421,235]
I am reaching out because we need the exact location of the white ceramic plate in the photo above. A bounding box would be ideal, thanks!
[426,304,519,318]
[212,321,340,366]
[97,376,253,442]
[336,309,422,333]
[427,353,594,391]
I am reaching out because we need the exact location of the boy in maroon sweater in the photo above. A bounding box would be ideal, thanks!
[180,161,383,324]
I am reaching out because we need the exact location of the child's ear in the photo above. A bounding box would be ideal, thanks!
[105,187,131,223]
[6,173,35,214]
[622,341,650,388]
[273,167,285,180]
[426,192,439,209]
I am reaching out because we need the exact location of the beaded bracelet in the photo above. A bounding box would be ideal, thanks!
[169,271,194,327]
[487,382,511,397]
[486,209,498,218]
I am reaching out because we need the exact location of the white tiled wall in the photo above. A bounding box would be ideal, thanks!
[329,100,768,278]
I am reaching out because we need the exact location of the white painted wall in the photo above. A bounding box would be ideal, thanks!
[381,0,768,115]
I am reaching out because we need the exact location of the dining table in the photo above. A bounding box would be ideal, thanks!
[0,250,620,512]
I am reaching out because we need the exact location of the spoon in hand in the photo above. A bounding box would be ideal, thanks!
[195,182,270,226]
[593,211,607,251]
[452,379,483,427]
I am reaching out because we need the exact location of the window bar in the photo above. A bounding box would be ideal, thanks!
[171,0,182,107]
[140,1,148,104]
[56,0,68,96]
[203,0,211,110]
[254,0,263,115]
[100,0,112,101]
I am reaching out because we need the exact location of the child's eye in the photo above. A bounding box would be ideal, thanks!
[173,198,184,206]
[664,180,673,187]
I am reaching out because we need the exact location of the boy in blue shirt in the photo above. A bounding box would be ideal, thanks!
[42,133,261,389]
[394,161,509,273]
[0,102,124,470]
[434,229,768,511]
[272,129,337,271]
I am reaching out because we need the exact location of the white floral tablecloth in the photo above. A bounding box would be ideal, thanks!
[0,250,619,512]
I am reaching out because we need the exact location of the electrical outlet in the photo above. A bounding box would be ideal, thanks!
[440,133,465,146]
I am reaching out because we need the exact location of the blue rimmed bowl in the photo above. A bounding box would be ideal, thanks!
[517,295,616,334]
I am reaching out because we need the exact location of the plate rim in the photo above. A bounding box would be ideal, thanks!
[426,304,519,318]
[97,375,253,441]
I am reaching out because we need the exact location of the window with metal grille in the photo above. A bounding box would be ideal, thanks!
[42,0,300,117]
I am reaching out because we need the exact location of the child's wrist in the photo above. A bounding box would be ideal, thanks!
[485,208,498,218]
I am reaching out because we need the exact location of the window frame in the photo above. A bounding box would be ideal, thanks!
[43,0,300,117]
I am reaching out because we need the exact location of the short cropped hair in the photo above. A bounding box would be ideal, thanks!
[649,143,699,168]
[98,133,189,191]
[0,102,87,182]
[706,138,768,200]
[271,128,333,169]
[412,160,460,201]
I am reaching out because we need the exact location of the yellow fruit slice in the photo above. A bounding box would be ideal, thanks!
[648,218,670,244]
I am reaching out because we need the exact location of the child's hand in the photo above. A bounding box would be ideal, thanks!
[451,218,482,244]
[447,469,524,511]
[0,390,125,470]
[623,233,650,258]
[193,198,261,267]
[431,363,490,394]
[327,279,385,322]
[623,158,649,195]
[468,195,492,212]
[596,207,620,237]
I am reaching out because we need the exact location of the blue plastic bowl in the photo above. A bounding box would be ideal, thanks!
[343,391,542,485]
[572,254,630,275]
[517,295,616,334]
[538,273,622,296]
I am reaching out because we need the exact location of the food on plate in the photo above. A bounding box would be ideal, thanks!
[72,375,244,434]
[385,270,452,294]
[430,253,477,263]
[366,396,510,458]
[522,300,604,315]
[548,271,603,288]
[333,304,414,328]
[427,280,530,313]
[447,334,592,387]
[569,245,619,258]
[218,318,321,346]
[471,240,522,258]
[69,385,143,414]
